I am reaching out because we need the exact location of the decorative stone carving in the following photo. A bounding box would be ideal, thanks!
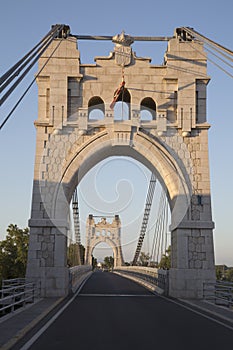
[112,31,134,66]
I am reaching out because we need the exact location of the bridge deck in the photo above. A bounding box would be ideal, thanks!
[1,271,233,349]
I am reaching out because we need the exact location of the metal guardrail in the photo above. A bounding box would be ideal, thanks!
[0,278,36,316]
[1,278,26,289]
[114,266,169,295]
[203,281,233,307]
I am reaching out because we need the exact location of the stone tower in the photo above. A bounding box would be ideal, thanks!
[85,215,124,267]
[26,27,215,298]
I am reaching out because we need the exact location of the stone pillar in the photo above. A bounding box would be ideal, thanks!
[169,222,215,298]
[26,219,69,297]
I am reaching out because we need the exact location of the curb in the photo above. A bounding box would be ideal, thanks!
[177,298,233,325]
[72,271,93,293]
[113,271,164,295]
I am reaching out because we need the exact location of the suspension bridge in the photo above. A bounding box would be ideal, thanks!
[1,24,233,349]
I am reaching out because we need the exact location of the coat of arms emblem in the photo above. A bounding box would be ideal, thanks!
[112,31,134,67]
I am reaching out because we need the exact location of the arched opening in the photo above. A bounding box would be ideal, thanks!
[56,130,193,274]
[29,126,215,299]
[88,96,105,120]
[140,97,156,121]
[69,156,171,267]
[114,88,131,121]
[92,242,114,268]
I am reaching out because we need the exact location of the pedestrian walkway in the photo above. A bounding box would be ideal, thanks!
[180,298,233,325]
[0,297,64,350]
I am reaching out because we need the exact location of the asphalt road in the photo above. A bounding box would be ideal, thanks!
[19,271,233,350]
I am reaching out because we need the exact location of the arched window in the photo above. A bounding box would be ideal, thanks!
[140,97,156,121]
[114,88,131,121]
[88,96,105,120]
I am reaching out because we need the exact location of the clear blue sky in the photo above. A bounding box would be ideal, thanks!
[0,0,232,265]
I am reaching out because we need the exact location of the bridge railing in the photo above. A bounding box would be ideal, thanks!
[0,278,36,316]
[203,281,233,307]
[114,266,169,295]
[1,278,26,289]
[69,265,92,293]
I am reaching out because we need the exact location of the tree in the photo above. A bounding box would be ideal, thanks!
[67,243,85,267]
[225,268,233,282]
[139,252,150,266]
[103,256,114,270]
[0,224,29,282]
[159,246,171,269]
[216,266,224,280]
[215,265,228,280]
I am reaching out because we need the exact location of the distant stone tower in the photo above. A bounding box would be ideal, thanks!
[85,215,124,267]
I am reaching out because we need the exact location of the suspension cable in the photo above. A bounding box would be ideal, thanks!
[182,27,233,57]
[72,188,81,245]
[0,25,64,106]
[0,38,63,130]
[0,25,58,86]
[205,46,233,69]
[150,189,169,265]
[150,192,163,262]
[177,27,233,79]
[72,187,81,265]
[186,40,233,79]
[204,41,233,63]
[0,32,58,94]
[132,172,157,265]
[155,192,166,264]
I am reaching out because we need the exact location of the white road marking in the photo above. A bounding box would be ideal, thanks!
[19,274,92,350]
[19,277,233,350]
[78,293,156,297]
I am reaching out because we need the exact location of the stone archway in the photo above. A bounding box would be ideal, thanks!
[85,215,124,268]
[26,28,216,298]
[27,126,215,298]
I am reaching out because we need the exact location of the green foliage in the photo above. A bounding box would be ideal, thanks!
[103,256,114,269]
[215,265,224,280]
[225,268,233,282]
[215,265,233,281]
[67,243,85,267]
[158,246,171,269]
[0,224,29,282]
[139,252,150,266]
